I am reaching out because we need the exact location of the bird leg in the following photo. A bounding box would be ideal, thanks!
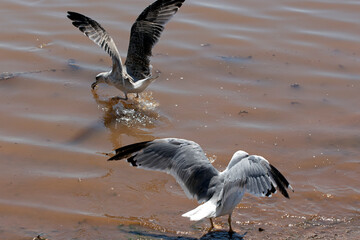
[113,93,128,101]
[208,218,223,232]
[208,218,215,232]
[228,213,235,234]
[135,93,139,98]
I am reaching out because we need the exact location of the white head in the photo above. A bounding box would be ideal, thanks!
[225,150,249,170]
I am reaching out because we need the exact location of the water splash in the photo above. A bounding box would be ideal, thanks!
[94,91,161,129]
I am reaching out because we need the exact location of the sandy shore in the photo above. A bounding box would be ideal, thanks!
[28,216,359,240]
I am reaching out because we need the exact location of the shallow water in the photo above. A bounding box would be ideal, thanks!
[0,0,359,239]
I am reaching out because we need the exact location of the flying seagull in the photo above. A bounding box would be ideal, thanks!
[108,138,293,233]
[67,0,185,100]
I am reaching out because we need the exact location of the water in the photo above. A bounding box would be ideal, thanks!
[0,0,359,239]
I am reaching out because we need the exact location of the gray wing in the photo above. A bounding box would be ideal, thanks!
[108,138,219,202]
[67,11,123,72]
[125,0,185,80]
[223,155,293,199]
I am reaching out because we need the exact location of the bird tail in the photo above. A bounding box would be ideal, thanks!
[182,200,216,221]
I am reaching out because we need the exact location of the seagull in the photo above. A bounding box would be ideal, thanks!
[67,0,185,100]
[108,138,293,233]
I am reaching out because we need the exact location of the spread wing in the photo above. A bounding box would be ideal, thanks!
[108,138,219,202]
[221,155,293,203]
[67,11,123,72]
[125,0,185,80]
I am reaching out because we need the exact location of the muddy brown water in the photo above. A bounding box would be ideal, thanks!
[0,0,359,239]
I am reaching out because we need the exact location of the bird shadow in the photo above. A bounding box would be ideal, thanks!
[121,227,246,240]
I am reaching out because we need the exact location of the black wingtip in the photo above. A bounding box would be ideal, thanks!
[107,140,152,162]
[270,164,292,199]
[66,11,87,22]
[66,11,76,19]
[265,184,276,197]
[66,11,72,20]
[107,154,121,161]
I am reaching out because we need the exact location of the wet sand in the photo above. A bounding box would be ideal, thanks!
[0,0,359,239]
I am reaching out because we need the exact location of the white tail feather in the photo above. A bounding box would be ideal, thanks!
[182,201,216,221]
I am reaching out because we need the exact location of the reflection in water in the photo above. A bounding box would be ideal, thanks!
[92,90,160,128]
[66,89,167,154]
[68,90,165,148]
[92,90,168,148]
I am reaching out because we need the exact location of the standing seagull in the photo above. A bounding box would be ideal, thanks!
[67,0,185,100]
[108,138,293,233]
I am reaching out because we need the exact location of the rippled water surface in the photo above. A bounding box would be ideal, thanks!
[1,0,360,239]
